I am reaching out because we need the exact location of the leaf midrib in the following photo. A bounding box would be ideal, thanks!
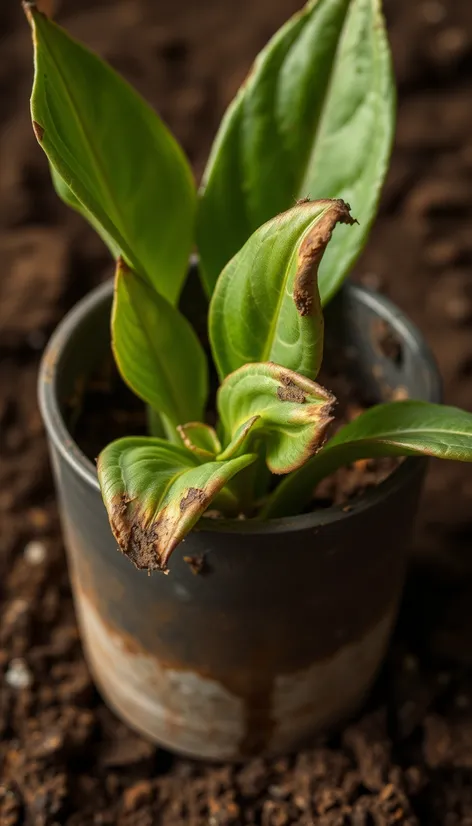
[333,426,472,446]
[294,0,351,197]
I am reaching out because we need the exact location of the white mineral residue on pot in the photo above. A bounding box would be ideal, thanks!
[270,603,397,753]
[76,591,245,760]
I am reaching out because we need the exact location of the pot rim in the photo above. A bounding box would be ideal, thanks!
[38,278,442,536]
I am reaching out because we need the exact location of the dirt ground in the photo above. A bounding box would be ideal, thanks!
[2,0,472,823]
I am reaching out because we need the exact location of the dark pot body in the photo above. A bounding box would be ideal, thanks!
[39,278,441,760]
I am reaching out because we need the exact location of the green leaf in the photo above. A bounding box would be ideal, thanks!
[177,422,222,459]
[198,0,395,300]
[112,259,208,434]
[50,165,121,258]
[263,401,472,517]
[217,362,335,474]
[26,4,195,305]
[97,437,256,571]
[209,199,354,381]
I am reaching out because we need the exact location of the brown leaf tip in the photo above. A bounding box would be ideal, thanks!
[293,199,357,317]
[109,495,170,573]
[277,375,306,404]
[22,1,36,23]
[23,0,54,19]
[180,487,206,512]
[32,121,45,142]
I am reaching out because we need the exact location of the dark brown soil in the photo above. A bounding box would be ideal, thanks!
[2,0,472,824]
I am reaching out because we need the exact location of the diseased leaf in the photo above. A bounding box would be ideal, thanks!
[198,0,394,301]
[26,4,195,305]
[217,362,335,474]
[97,437,256,571]
[209,200,354,381]
[263,401,472,517]
[112,259,208,433]
[177,422,222,459]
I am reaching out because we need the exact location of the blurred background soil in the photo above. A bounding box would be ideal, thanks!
[2,0,472,823]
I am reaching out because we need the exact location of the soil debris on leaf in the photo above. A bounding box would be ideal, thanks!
[276,376,306,404]
[180,487,206,512]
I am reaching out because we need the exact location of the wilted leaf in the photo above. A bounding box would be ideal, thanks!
[209,200,354,381]
[198,0,394,301]
[217,362,335,473]
[26,4,195,305]
[97,437,256,571]
[263,401,472,517]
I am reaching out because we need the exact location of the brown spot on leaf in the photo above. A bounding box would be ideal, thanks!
[117,256,131,275]
[277,375,306,404]
[183,554,207,575]
[108,494,172,573]
[32,121,44,142]
[180,488,206,512]
[293,199,357,317]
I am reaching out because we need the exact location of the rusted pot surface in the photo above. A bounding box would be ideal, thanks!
[39,277,441,760]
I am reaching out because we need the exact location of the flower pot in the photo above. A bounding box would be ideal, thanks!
[39,276,441,761]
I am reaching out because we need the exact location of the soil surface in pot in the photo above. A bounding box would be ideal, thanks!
[3,0,472,824]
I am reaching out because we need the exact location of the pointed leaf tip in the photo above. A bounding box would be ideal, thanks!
[23,0,54,20]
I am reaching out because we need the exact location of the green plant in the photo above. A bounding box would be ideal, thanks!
[26,0,472,572]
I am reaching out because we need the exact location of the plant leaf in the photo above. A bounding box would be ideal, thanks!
[26,4,195,305]
[50,165,121,258]
[217,362,335,474]
[263,401,472,517]
[97,437,256,571]
[198,0,394,300]
[177,422,222,459]
[112,259,208,432]
[209,199,354,381]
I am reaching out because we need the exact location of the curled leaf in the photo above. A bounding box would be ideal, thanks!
[209,199,354,381]
[177,422,222,459]
[217,362,335,474]
[98,437,256,571]
[263,401,472,517]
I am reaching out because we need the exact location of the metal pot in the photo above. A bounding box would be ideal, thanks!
[39,277,441,760]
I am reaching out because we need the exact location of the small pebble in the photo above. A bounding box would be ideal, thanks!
[5,658,32,689]
[24,540,47,565]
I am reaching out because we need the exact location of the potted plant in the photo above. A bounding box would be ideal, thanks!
[26,0,472,760]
